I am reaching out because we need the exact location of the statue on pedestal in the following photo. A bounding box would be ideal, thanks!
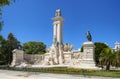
[86,31,92,41]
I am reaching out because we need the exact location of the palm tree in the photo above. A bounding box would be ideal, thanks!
[117,51,120,66]
[94,42,109,65]
[99,48,115,71]
[113,51,120,67]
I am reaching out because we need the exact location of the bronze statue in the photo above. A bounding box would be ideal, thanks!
[86,31,92,41]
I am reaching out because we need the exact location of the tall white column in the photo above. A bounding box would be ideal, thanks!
[53,23,57,44]
[52,9,64,64]
[57,21,62,44]
[52,9,64,44]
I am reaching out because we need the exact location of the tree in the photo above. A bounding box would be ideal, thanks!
[0,0,15,33]
[0,21,3,33]
[7,33,20,49]
[94,42,109,65]
[116,51,120,67]
[0,0,15,6]
[0,35,6,64]
[112,50,120,68]
[0,33,21,65]
[80,46,83,52]
[0,0,15,13]
[0,1,18,65]
[22,41,46,55]
[5,33,20,65]
[99,48,115,70]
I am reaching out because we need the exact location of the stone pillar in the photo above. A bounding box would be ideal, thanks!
[57,22,62,43]
[52,9,64,44]
[58,44,64,64]
[52,9,64,64]
[83,42,95,60]
[53,23,57,44]
[11,49,24,67]
[80,41,98,69]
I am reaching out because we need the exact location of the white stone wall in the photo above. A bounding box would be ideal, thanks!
[24,54,44,64]
[11,49,24,66]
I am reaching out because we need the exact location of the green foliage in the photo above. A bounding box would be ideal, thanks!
[22,41,46,54]
[112,51,120,67]
[116,51,120,67]
[0,21,3,32]
[94,42,109,65]
[80,46,83,52]
[0,0,15,33]
[0,33,20,65]
[7,33,20,49]
[99,48,115,70]
[0,0,10,6]
[0,35,6,64]
[0,0,15,7]
[94,42,120,70]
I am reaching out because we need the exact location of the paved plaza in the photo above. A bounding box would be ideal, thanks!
[0,70,119,79]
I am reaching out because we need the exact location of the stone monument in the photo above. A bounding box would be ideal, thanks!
[43,9,64,65]
[52,9,64,64]
[80,31,97,69]
[11,9,101,70]
[11,49,24,67]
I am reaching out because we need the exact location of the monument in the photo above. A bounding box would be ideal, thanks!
[11,49,24,67]
[52,9,64,64]
[42,9,64,65]
[80,31,97,69]
[11,9,100,69]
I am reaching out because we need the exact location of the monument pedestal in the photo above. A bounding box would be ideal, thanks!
[80,59,97,69]
[11,49,24,67]
[80,42,99,69]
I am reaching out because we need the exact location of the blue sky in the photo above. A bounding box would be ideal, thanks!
[2,0,120,49]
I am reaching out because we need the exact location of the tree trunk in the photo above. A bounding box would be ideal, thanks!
[106,62,110,71]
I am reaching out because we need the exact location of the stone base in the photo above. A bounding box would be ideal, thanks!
[31,65,69,68]
[31,64,101,70]
[79,59,99,69]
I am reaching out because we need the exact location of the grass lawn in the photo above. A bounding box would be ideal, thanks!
[0,67,120,78]
[83,71,120,78]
